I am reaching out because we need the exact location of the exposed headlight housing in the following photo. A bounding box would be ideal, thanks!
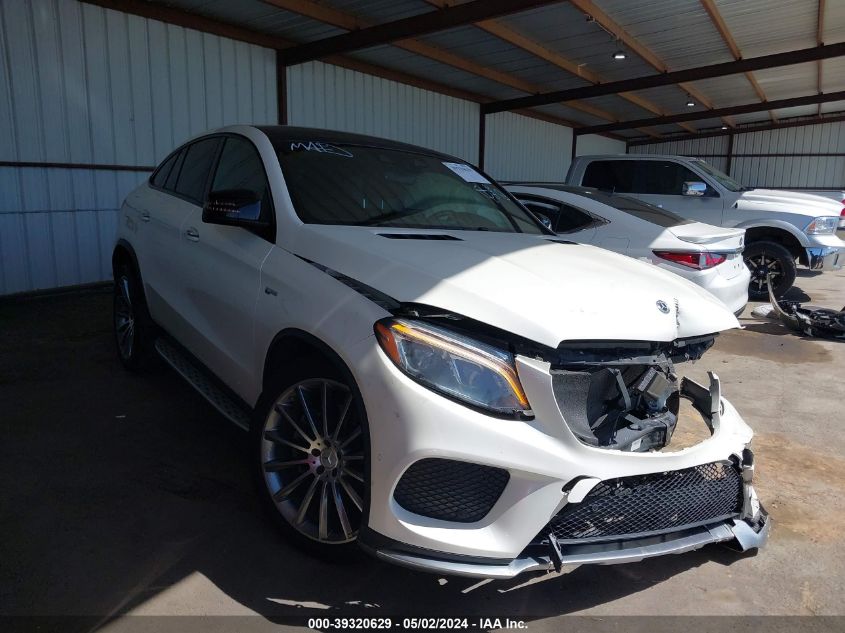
[374,318,531,418]
[804,216,839,235]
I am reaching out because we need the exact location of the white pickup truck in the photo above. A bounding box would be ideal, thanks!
[566,155,844,298]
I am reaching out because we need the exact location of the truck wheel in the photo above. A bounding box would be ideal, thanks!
[744,241,797,300]
[252,357,368,559]
[113,263,159,371]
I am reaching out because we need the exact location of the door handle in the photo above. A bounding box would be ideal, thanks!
[140,211,150,222]
[185,227,200,242]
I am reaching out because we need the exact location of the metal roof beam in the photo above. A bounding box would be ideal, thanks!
[274,0,564,66]
[423,0,682,135]
[483,42,845,113]
[817,0,826,116]
[566,0,725,130]
[267,0,650,135]
[576,90,845,134]
[699,0,775,122]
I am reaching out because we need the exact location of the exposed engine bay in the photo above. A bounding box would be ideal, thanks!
[389,302,722,452]
[549,337,717,452]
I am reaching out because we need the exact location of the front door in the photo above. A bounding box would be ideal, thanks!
[178,135,276,400]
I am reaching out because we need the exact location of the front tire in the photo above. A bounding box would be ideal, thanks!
[252,358,368,558]
[744,240,797,300]
[113,263,158,371]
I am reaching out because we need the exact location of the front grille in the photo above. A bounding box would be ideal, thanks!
[545,461,743,543]
[393,458,509,523]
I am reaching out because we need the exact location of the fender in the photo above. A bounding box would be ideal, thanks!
[731,218,810,248]
[262,328,362,395]
[260,327,373,528]
[112,238,154,309]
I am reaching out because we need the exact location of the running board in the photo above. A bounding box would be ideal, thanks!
[155,338,251,431]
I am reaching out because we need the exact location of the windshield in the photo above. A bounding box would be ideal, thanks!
[276,142,544,233]
[691,159,745,192]
[573,189,692,227]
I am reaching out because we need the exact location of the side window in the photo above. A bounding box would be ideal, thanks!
[520,200,560,231]
[517,196,601,234]
[151,151,178,188]
[163,149,185,192]
[639,161,702,195]
[582,160,637,193]
[210,136,274,221]
[174,138,221,203]
[556,202,602,233]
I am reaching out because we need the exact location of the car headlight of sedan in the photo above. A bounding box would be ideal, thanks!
[805,216,839,235]
[375,318,531,417]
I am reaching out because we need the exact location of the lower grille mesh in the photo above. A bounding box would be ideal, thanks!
[394,459,509,523]
[546,461,743,543]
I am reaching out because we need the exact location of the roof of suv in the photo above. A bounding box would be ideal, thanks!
[255,125,460,162]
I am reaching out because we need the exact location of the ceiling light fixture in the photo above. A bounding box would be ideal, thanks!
[721,125,729,130]
[612,49,627,60]
[686,98,696,107]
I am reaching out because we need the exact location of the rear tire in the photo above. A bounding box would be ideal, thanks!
[113,262,159,371]
[744,240,797,300]
[252,356,369,560]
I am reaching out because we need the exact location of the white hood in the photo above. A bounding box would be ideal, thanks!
[291,226,739,348]
[736,188,841,218]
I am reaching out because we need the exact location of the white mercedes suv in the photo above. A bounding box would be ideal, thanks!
[112,125,769,578]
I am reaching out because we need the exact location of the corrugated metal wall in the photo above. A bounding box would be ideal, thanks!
[0,0,277,295]
[483,112,573,181]
[576,134,627,157]
[732,122,845,188]
[632,136,731,173]
[632,122,845,187]
[287,61,479,163]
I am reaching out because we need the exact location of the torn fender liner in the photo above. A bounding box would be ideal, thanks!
[767,274,845,340]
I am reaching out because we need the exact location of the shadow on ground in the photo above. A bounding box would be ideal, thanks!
[0,292,753,631]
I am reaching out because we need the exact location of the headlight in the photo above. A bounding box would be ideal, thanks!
[374,318,531,417]
[805,216,838,234]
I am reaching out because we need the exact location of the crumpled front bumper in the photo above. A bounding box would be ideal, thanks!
[367,512,770,579]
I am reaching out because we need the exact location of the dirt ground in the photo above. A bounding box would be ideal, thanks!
[1,268,844,632]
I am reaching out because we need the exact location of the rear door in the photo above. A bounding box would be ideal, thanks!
[144,137,222,340]
[177,135,276,399]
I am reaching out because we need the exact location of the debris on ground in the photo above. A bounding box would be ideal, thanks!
[761,277,845,340]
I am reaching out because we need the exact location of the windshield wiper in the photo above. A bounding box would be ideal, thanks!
[354,208,427,226]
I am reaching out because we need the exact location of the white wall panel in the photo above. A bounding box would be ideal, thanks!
[634,135,730,159]
[631,122,845,188]
[287,61,479,163]
[0,0,276,295]
[576,134,626,157]
[483,112,573,182]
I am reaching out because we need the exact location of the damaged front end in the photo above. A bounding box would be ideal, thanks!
[508,334,770,575]
[549,336,718,453]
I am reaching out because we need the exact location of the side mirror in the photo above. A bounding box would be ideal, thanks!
[203,189,268,227]
[535,213,553,230]
[682,181,708,197]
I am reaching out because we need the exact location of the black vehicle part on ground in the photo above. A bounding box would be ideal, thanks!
[768,276,845,339]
